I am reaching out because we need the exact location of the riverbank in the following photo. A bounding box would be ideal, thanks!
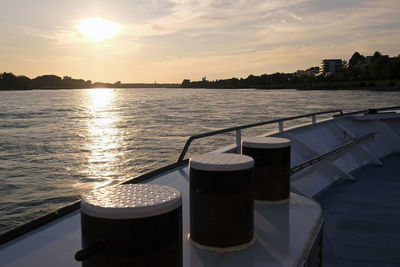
[1,86,399,92]
[296,87,400,91]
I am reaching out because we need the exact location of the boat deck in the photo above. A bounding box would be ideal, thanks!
[0,163,323,267]
[316,153,400,267]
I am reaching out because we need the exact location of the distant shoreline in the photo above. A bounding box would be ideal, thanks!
[1,86,399,92]
[295,86,400,91]
[0,88,33,91]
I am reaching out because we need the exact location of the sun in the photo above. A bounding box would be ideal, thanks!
[78,18,119,42]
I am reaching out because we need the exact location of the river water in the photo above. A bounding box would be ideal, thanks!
[0,88,399,234]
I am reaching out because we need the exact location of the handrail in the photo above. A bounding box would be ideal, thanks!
[334,106,400,117]
[290,132,376,174]
[375,106,400,112]
[177,109,343,162]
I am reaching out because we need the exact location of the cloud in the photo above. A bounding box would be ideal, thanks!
[1,0,399,82]
[118,0,400,81]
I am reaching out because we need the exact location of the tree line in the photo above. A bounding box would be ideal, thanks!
[0,74,92,90]
[2,51,400,90]
[0,74,179,90]
[181,51,400,90]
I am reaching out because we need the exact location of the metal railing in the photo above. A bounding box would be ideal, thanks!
[334,106,400,117]
[177,109,343,162]
[290,132,376,174]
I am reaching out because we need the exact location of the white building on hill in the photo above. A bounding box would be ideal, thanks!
[320,59,342,75]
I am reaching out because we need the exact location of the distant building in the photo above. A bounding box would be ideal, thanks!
[306,67,320,77]
[202,76,207,82]
[320,59,342,75]
[295,70,304,76]
[293,67,320,77]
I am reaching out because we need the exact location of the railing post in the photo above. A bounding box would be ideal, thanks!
[312,115,316,124]
[236,129,241,153]
[279,121,283,133]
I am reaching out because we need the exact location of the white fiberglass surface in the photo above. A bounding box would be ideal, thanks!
[0,211,81,267]
[0,165,322,267]
[383,118,400,138]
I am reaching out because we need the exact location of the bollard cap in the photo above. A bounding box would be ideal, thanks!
[242,136,291,149]
[81,184,181,219]
[190,153,254,171]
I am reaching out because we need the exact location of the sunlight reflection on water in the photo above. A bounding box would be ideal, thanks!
[83,89,124,189]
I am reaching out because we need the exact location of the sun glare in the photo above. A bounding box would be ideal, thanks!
[78,18,119,42]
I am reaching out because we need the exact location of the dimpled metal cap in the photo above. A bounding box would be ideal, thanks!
[242,136,291,149]
[81,184,181,219]
[190,153,254,171]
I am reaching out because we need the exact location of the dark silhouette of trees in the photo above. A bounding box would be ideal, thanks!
[0,72,31,90]
[0,73,93,90]
[31,75,92,89]
[349,52,366,67]
[181,51,400,89]
[181,79,191,88]
[347,52,365,80]
[1,50,400,91]
[32,75,62,88]
[368,53,390,79]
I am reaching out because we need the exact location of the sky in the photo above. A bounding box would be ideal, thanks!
[1,0,400,83]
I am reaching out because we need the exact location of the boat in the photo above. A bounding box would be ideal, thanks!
[1,106,399,266]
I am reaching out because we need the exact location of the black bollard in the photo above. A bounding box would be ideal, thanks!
[76,184,182,267]
[189,153,254,250]
[242,136,291,201]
